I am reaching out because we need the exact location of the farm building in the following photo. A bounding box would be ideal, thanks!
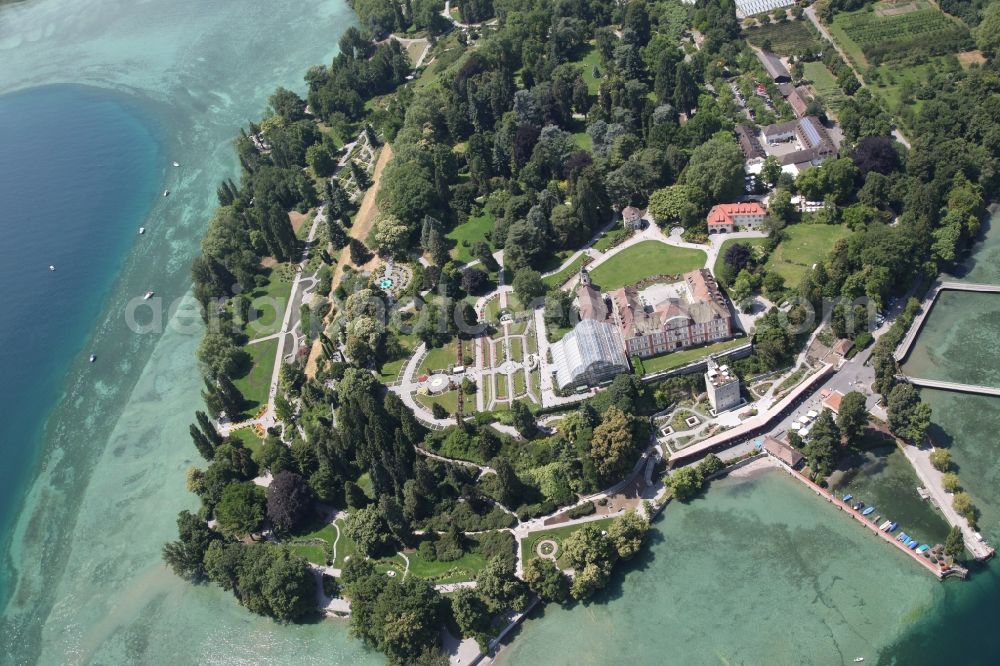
[756,49,791,82]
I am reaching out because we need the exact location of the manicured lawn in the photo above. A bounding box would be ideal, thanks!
[377,355,408,384]
[229,426,264,458]
[588,241,706,290]
[713,237,770,285]
[332,518,357,568]
[520,517,615,566]
[512,369,526,397]
[286,517,340,566]
[244,266,293,339]
[764,224,850,286]
[232,337,278,414]
[419,340,460,375]
[287,543,328,565]
[416,389,461,415]
[542,254,587,288]
[509,337,523,362]
[572,43,603,94]
[403,544,487,583]
[495,375,509,401]
[571,131,592,150]
[447,212,494,264]
[641,337,749,374]
[593,230,627,252]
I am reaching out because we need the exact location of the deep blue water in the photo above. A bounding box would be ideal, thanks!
[0,85,161,563]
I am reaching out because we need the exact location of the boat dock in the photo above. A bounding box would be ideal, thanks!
[764,455,968,579]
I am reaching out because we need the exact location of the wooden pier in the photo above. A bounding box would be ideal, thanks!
[766,455,966,580]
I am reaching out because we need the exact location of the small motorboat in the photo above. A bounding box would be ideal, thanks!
[917,544,931,553]
[853,502,864,511]
[144,291,155,300]
[172,161,180,167]
[897,532,908,542]
[842,494,853,503]
[89,354,96,363]
[908,541,919,550]
[163,189,170,197]
[49,265,55,271]
[862,506,876,516]
[138,227,145,235]
[854,659,864,663]
[888,522,897,532]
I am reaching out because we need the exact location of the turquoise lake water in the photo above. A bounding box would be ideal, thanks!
[1,0,999,663]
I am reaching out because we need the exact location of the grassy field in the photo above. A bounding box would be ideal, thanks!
[803,61,846,108]
[743,20,824,56]
[520,517,616,566]
[416,390,461,415]
[232,337,278,414]
[229,426,264,458]
[285,518,340,566]
[542,254,587,288]
[712,237,770,285]
[642,337,749,374]
[447,212,494,264]
[244,267,293,339]
[419,339,460,375]
[403,545,487,584]
[332,518,357,568]
[765,224,850,286]
[588,241,706,290]
[571,43,603,94]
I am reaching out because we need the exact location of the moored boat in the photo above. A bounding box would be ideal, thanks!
[888,522,897,532]
[163,189,169,197]
[853,502,865,511]
[144,290,155,300]
[908,541,919,550]
[842,494,853,503]
[89,354,96,363]
[138,227,145,234]
[879,521,892,531]
[917,544,930,553]
[897,532,908,542]
[862,506,876,516]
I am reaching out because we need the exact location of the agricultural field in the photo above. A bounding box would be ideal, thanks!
[743,19,824,56]
[803,61,846,110]
[764,223,850,286]
[588,241,706,291]
[828,1,972,69]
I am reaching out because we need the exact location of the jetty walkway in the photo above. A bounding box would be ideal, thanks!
[765,455,967,579]
[895,281,1000,362]
[896,375,1000,398]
